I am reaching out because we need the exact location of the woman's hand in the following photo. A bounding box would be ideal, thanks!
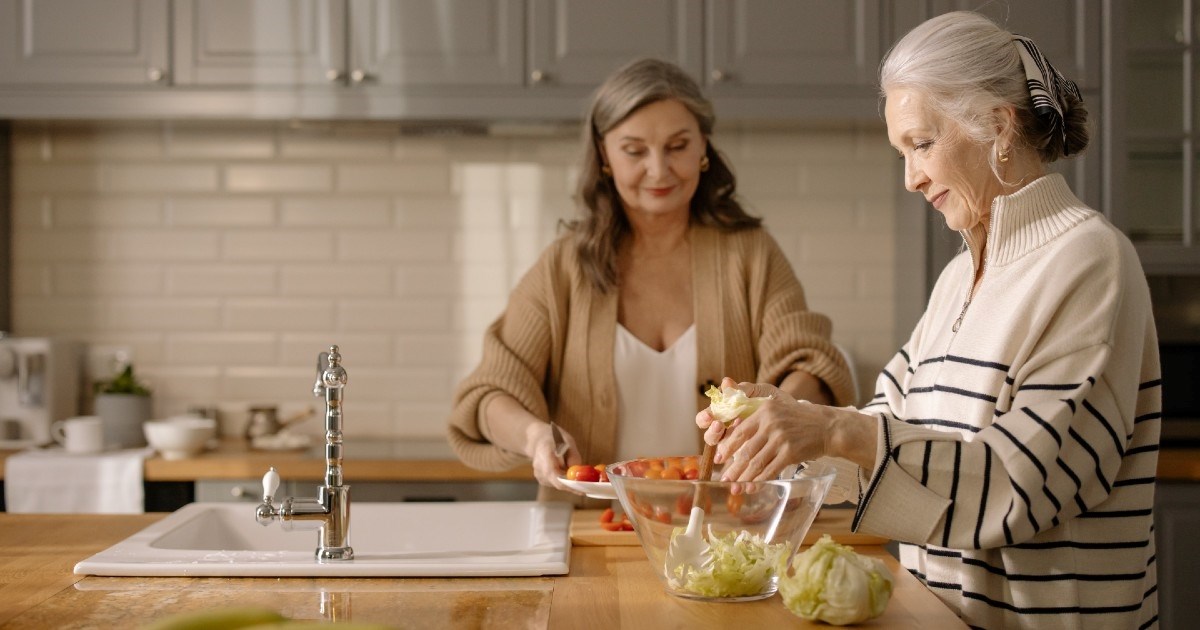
[697,377,877,482]
[525,421,583,493]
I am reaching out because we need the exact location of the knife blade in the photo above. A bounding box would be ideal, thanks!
[549,421,569,468]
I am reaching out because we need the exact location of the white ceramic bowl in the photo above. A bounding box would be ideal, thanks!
[143,417,217,460]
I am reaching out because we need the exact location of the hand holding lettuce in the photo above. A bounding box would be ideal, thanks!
[704,385,772,424]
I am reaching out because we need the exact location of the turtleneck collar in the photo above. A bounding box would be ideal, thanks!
[960,173,1094,272]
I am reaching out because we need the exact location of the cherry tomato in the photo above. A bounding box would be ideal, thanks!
[567,464,600,482]
[726,493,745,515]
[661,467,683,480]
[643,468,663,480]
[595,464,609,483]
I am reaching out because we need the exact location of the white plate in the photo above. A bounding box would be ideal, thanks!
[558,477,617,500]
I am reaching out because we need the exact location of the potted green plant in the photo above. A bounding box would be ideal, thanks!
[93,363,153,449]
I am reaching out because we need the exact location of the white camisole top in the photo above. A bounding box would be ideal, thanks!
[613,323,700,463]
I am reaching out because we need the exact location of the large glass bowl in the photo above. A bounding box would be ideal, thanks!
[607,457,835,602]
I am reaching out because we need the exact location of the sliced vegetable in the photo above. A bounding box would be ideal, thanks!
[666,529,788,598]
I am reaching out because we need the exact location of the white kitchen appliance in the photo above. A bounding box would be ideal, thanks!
[0,335,83,447]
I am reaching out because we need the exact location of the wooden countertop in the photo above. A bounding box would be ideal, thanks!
[0,438,534,483]
[3,442,1194,483]
[0,510,966,629]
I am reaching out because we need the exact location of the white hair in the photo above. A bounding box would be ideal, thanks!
[880,11,1088,166]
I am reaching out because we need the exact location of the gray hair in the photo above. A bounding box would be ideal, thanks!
[880,11,1088,169]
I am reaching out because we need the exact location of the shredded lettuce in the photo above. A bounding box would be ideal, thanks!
[666,528,789,598]
[778,534,893,625]
[704,385,770,425]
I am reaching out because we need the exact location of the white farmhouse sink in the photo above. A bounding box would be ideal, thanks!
[75,501,571,577]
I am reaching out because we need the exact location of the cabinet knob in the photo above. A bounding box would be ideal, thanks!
[710,69,728,83]
[350,69,369,83]
[530,69,548,84]
[147,67,166,83]
[326,68,344,82]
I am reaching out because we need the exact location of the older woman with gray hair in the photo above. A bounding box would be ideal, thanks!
[699,12,1161,629]
[449,58,854,498]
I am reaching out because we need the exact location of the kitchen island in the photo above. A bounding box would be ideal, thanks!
[0,510,967,628]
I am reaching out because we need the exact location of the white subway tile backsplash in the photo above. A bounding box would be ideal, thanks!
[280,127,393,159]
[394,195,505,229]
[55,264,165,296]
[395,263,508,297]
[167,124,277,159]
[280,264,390,296]
[225,299,336,332]
[98,230,223,261]
[106,164,220,193]
[224,230,334,261]
[53,197,164,227]
[280,334,394,367]
[11,121,902,440]
[337,163,451,194]
[221,367,313,401]
[338,298,453,332]
[394,333,473,368]
[338,230,451,262]
[51,124,164,159]
[225,164,333,193]
[280,197,391,227]
[167,264,276,296]
[392,402,453,438]
[14,163,105,193]
[166,334,277,366]
[346,368,450,403]
[168,198,275,227]
[11,194,50,228]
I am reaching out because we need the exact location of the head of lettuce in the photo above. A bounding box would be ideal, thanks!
[779,534,893,625]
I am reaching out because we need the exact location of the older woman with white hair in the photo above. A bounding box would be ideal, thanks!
[699,11,1161,629]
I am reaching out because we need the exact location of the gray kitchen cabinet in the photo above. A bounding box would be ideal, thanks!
[0,0,169,86]
[527,0,702,89]
[348,0,524,88]
[1106,0,1200,273]
[705,0,881,92]
[1155,482,1200,630]
[173,0,346,87]
[175,0,522,89]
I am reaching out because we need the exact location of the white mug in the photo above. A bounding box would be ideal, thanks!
[50,416,105,454]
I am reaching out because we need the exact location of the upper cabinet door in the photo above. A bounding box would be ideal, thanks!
[349,0,524,87]
[706,0,881,91]
[173,0,346,87]
[0,0,169,85]
[527,0,703,89]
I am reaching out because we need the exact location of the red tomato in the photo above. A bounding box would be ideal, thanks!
[567,464,601,482]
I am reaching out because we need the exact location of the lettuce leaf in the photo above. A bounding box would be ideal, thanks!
[667,528,789,598]
[704,385,771,425]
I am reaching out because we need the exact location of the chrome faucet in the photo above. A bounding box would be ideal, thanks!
[255,345,353,561]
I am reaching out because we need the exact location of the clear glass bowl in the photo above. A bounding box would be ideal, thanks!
[607,457,835,602]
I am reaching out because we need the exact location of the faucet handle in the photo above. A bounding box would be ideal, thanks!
[262,467,280,503]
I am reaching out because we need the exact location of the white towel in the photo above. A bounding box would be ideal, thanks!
[4,447,154,514]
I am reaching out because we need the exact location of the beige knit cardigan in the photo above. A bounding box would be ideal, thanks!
[447,223,854,473]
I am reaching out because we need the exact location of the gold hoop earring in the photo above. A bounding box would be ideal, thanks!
[699,155,710,172]
[601,165,612,177]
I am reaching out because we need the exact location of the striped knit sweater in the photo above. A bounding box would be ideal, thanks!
[854,174,1160,629]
